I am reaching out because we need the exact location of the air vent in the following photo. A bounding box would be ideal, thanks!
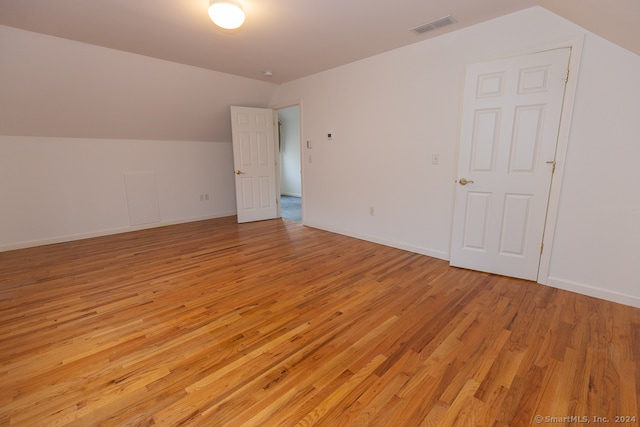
[410,15,456,34]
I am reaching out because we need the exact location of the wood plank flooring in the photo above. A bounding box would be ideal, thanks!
[1,217,639,426]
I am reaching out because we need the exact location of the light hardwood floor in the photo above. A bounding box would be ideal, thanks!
[1,217,639,426]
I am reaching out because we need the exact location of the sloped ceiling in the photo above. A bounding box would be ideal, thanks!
[537,0,640,56]
[0,0,637,84]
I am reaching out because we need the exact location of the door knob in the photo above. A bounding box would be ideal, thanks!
[458,178,474,185]
[235,170,245,175]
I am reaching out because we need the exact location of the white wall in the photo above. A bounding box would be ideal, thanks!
[0,137,236,248]
[0,26,278,250]
[545,34,640,305]
[271,7,640,307]
[0,26,278,142]
[278,106,302,197]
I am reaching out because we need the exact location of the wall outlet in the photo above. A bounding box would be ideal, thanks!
[432,154,440,165]
[369,206,375,216]
[200,193,209,201]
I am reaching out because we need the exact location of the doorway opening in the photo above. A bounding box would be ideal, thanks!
[276,105,302,222]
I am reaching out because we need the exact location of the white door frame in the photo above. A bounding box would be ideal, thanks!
[272,100,305,224]
[450,36,584,284]
[536,37,583,285]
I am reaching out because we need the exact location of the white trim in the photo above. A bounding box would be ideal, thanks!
[305,221,449,261]
[273,109,282,219]
[281,192,302,198]
[272,100,305,225]
[545,277,640,309]
[536,36,584,284]
[270,99,303,112]
[0,212,236,252]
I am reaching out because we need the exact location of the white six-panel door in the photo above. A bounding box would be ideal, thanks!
[450,48,571,281]
[230,106,278,223]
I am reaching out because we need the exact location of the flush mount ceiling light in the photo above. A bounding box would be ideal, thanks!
[208,1,245,30]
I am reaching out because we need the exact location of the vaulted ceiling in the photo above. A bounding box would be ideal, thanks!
[0,0,638,84]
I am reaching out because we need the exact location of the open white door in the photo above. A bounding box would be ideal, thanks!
[450,48,571,281]
[230,106,278,223]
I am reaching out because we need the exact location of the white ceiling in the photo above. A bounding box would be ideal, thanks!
[0,0,638,84]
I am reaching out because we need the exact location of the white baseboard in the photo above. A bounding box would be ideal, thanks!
[301,222,640,309]
[302,221,449,261]
[0,211,236,252]
[544,276,640,309]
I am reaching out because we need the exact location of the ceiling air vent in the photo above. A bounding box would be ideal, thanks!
[410,15,456,35]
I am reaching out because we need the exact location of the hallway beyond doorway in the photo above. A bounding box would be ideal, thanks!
[281,195,301,222]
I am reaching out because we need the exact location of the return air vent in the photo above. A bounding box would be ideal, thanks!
[410,15,456,34]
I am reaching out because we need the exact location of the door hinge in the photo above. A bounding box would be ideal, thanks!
[546,160,556,173]
[540,242,544,254]
[564,68,569,83]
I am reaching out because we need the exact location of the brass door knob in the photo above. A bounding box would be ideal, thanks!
[459,178,474,185]
[235,170,245,175]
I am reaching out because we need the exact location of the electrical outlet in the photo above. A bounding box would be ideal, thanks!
[369,206,375,216]
[200,194,209,201]
[432,154,440,165]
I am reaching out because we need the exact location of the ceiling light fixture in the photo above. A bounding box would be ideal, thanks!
[208,1,245,30]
